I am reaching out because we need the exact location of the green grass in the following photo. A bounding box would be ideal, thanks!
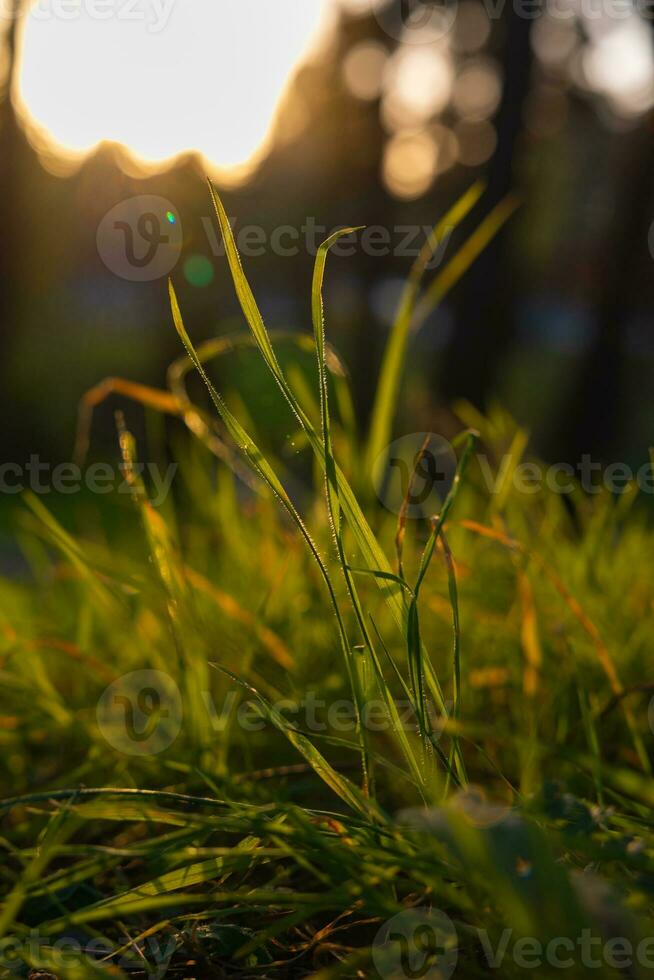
[1,184,654,978]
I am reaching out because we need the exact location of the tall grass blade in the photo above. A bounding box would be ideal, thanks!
[413,194,520,329]
[202,184,422,648]
[365,181,484,477]
[169,281,371,790]
[313,229,428,789]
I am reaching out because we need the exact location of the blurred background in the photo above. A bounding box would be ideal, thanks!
[1,0,654,500]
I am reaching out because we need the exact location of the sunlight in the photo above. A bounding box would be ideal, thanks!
[15,0,332,179]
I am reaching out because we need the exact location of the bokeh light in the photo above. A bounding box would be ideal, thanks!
[531,15,578,71]
[451,58,503,121]
[452,1,492,54]
[383,47,453,124]
[582,17,654,117]
[183,255,215,289]
[431,123,459,174]
[342,40,388,101]
[382,130,439,199]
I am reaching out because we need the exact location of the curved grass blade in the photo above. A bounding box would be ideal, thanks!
[313,231,429,788]
[169,281,370,792]
[312,228,374,791]
[203,183,420,650]
[203,184,471,770]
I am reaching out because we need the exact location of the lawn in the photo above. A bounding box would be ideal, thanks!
[1,184,653,979]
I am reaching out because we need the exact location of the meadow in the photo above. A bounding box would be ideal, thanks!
[1,183,654,978]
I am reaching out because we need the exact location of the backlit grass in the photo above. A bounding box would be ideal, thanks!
[1,184,653,978]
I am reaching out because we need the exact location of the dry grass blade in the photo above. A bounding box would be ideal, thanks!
[183,564,294,670]
[457,518,650,773]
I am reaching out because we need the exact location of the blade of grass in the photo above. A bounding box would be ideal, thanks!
[365,181,485,477]
[205,182,408,630]
[201,185,498,779]
[395,435,431,582]
[313,228,377,791]
[457,518,651,774]
[170,281,371,792]
[0,795,77,936]
[408,430,478,783]
[313,229,429,790]
[211,664,384,822]
[117,414,212,750]
[438,528,463,794]
[413,194,520,330]
[203,184,443,716]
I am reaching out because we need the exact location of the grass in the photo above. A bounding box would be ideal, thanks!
[1,182,654,978]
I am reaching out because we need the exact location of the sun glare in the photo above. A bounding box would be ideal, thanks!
[15,1,332,179]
